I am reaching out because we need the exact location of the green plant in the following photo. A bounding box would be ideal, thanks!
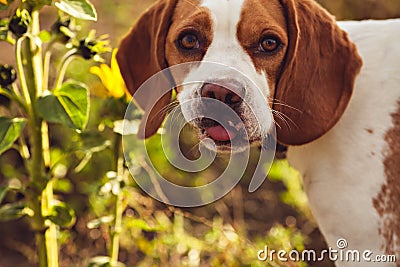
[0,0,109,266]
[83,48,133,267]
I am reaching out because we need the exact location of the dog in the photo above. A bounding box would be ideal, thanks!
[116,0,400,265]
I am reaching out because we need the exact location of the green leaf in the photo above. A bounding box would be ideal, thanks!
[46,201,76,228]
[0,18,9,40]
[0,202,33,221]
[0,117,27,156]
[0,186,8,204]
[37,81,89,131]
[55,0,97,21]
[53,178,73,193]
[126,218,159,232]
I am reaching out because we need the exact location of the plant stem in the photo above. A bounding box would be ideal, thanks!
[6,34,16,45]
[18,133,31,160]
[43,39,56,91]
[110,179,123,265]
[30,10,43,96]
[15,25,48,266]
[19,9,58,267]
[41,120,57,266]
[42,180,58,267]
[43,51,52,91]
[42,121,51,168]
[15,37,31,108]
[110,135,123,266]
[24,13,45,200]
[54,48,77,89]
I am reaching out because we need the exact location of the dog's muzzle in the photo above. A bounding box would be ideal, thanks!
[195,80,246,142]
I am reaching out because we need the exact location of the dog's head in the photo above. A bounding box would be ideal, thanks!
[117,0,362,152]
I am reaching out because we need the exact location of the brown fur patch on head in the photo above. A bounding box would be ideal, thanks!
[117,0,179,139]
[373,99,400,255]
[165,0,213,66]
[236,0,288,93]
[164,0,213,93]
[273,0,362,146]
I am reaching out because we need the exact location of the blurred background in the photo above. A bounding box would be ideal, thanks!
[0,0,399,266]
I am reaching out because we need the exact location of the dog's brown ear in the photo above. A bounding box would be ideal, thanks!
[117,0,178,139]
[274,0,362,145]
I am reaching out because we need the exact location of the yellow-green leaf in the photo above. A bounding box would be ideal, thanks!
[0,117,26,155]
[37,81,89,131]
[55,0,97,21]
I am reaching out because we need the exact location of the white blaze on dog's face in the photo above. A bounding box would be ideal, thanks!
[165,0,288,152]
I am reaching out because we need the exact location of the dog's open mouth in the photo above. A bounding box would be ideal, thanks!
[204,124,237,142]
[195,118,249,150]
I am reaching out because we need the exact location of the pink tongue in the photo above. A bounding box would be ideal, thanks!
[205,125,236,141]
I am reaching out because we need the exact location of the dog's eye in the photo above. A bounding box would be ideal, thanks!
[179,34,199,50]
[259,36,281,53]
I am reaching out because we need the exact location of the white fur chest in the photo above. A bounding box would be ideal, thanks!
[287,19,400,266]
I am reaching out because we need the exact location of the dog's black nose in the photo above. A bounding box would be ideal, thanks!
[200,82,244,106]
